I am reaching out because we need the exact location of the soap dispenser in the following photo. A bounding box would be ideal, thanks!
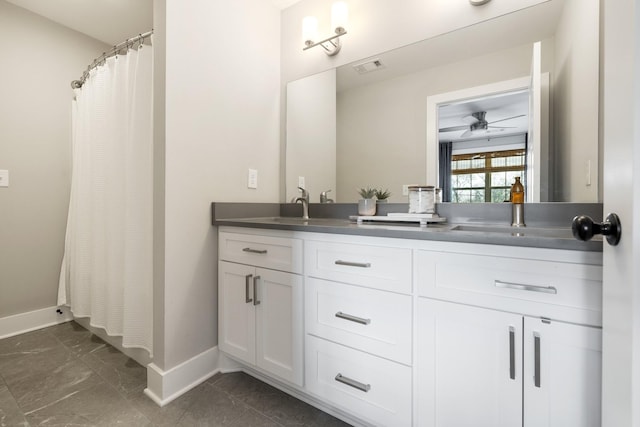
[510,177,525,227]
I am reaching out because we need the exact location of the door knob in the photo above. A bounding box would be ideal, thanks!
[572,213,621,246]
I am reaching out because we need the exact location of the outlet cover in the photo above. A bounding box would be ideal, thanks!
[0,170,8,187]
[248,169,258,189]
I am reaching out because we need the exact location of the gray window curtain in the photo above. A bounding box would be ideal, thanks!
[439,141,452,202]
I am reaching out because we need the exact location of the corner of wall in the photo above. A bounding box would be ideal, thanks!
[144,346,234,406]
[152,0,167,371]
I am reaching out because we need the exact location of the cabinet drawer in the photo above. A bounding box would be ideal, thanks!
[219,231,302,274]
[305,335,412,427]
[305,240,412,294]
[306,277,412,365]
[416,250,603,326]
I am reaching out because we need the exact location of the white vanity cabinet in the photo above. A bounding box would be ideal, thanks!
[218,229,303,386]
[416,247,603,427]
[304,237,413,427]
[215,224,603,427]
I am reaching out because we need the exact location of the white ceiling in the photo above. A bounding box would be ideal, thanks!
[5,0,300,46]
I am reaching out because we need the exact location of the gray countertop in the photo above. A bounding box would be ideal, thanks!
[213,211,603,252]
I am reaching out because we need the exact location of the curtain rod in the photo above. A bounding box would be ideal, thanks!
[70,30,153,89]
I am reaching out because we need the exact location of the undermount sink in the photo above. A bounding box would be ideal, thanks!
[450,224,575,239]
[270,217,346,225]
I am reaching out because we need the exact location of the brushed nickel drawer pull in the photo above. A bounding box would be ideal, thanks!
[243,247,268,254]
[245,274,253,304]
[335,311,371,325]
[509,326,516,380]
[494,280,557,295]
[335,373,371,392]
[253,276,261,306]
[334,260,371,268]
[534,331,541,388]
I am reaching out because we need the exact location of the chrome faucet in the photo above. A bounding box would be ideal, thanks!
[511,203,526,227]
[510,177,525,227]
[320,189,334,203]
[295,187,310,219]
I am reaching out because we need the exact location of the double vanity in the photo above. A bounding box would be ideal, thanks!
[213,202,603,427]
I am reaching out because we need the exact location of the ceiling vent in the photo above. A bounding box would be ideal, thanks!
[353,59,386,74]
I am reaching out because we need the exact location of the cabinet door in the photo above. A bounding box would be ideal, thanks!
[218,261,256,365]
[417,298,522,427]
[255,268,303,386]
[524,318,602,427]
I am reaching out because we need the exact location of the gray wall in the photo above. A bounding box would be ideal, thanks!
[0,1,108,319]
[154,0,281,371]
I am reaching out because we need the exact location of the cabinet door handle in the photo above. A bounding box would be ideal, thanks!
[245,274,253,303]
[243,247,268,254]
[509,326,516,380]
[334,260,371,268]
[253,275,261,306]
[334,373,371,392]
[335,311,371,325]
[494,280,557,295]
[534,331,541,388]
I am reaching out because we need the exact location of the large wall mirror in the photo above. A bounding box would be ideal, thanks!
[286,0,600,204]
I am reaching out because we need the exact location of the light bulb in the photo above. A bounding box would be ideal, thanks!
[331,2,348,34]
[302,16,318,45]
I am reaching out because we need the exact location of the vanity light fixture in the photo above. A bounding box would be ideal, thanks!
[302,1,348,56]
[469,0,491,5]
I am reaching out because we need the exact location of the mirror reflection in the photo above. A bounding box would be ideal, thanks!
[437,89,529,203]
[286,0,600,204]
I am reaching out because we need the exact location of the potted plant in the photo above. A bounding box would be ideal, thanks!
[375,188,391,203]
[357,187,377,216]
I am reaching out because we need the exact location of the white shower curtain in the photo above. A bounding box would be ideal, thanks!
[58,41,153,355]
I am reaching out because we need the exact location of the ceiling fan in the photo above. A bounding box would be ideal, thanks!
[439,111,526,138]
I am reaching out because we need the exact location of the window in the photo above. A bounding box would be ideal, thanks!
[450,149,525,203]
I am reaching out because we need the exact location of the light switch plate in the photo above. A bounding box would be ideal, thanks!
[248,169,258,189]
[298,176,305,189]
[0,170,8,187]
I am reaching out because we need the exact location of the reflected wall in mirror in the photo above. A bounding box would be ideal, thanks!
[286,0,600,204]
[286,69,336,203]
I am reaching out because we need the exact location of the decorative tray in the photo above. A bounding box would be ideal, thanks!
[349,213,446,226]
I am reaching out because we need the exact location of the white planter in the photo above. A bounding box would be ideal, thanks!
[358,198,376,216]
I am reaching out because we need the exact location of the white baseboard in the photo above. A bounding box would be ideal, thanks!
[0,305,74,339]
[144,346,236,406]
[143,348,366,426]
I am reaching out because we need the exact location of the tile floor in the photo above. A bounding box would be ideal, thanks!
[0,321,351,426]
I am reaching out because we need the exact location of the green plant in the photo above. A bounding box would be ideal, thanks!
[357,186,376,199]
[375,188,391,200]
